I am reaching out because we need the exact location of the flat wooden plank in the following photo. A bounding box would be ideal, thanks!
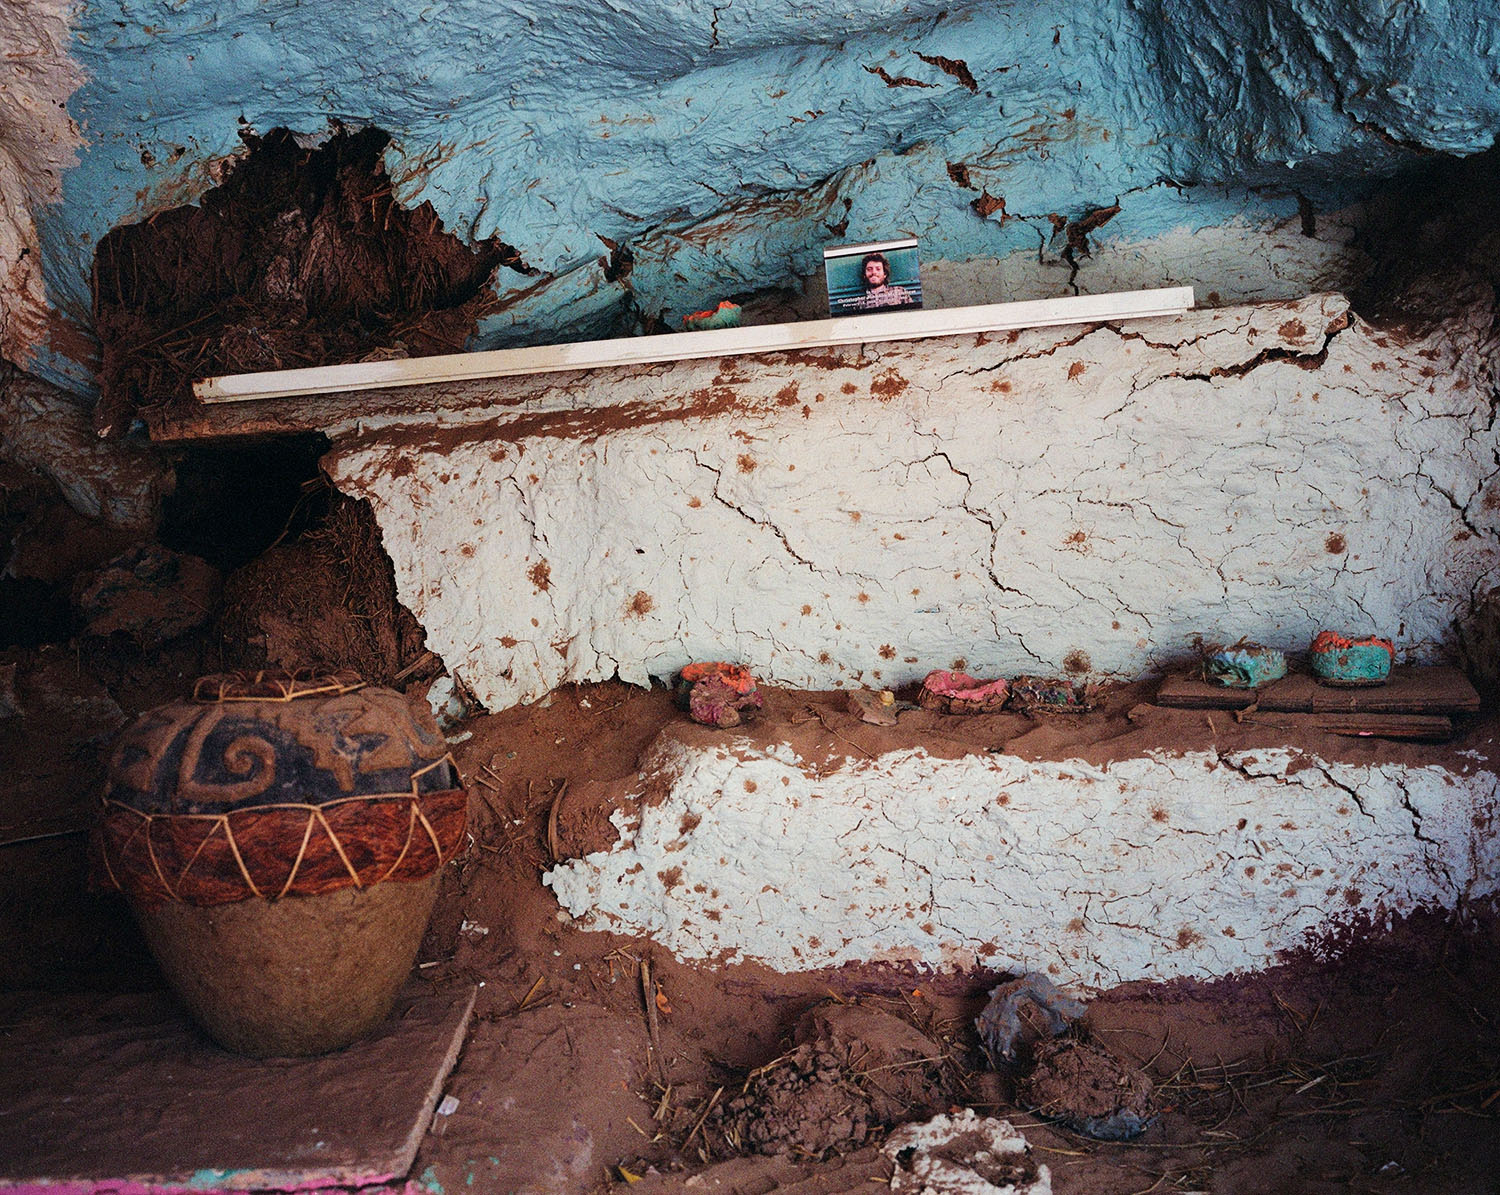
[1237,712,1454,741]
[1158,665,1480,715]
[0,981,475,1193]
[1254,671,1321,712]
[1304,665,1480,714]
[1155,673,1261,709]
[192,288,1195,404]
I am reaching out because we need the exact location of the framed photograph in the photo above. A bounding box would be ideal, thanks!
[824,238,923,317]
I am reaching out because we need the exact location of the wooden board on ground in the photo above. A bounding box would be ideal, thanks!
[1157,666,1480,715]
[1155,674,1260,709]
[1236,711,1455,741]
[0,980,475,1193]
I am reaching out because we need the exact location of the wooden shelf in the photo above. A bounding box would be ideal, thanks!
[193,287,1196,405]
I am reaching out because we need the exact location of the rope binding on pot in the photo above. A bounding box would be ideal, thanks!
[92,669,468,908]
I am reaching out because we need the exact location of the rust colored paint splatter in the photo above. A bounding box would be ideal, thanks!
[1325,532,1347,553]
[864,64,937,88]
[971,191,1006,219]
[1067,361,1087,380]
[870,370,909,399]
[1063,649,1091,674]
[737,453,757,473]
[528,560,551,591]
[916,52,979,92]
[628,591,654,617]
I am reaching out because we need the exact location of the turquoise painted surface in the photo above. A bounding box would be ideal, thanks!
[29,0,1500,391]
[1310,640,1395,684]
[1204,646,1288,689]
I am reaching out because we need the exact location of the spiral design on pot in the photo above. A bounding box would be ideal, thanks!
[176,712,278,807]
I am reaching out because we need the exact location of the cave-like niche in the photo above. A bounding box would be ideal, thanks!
[90,126,512,438]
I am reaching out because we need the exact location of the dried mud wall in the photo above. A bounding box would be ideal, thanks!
[543,735,1500,985]
[324,292,1500,711]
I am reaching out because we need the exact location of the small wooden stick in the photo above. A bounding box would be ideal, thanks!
[683,1086,723,1147]
[806,705,875,759]
[474,783,505,824]
[641,955,668,1086]
[392,650,437,683]
[547,779,568,863]
[516,975,545,1010]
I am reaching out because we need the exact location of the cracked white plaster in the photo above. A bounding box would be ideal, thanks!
[324,292,1500,711]
[542,735,1500,986]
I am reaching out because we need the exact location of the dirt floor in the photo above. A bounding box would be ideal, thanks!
[5,648,1498,1194]
[412,683,1500,1195]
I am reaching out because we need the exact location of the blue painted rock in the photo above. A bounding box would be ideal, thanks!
[682,300,742,331]
[1202,643,1287,689]
[1309,631,1394,686]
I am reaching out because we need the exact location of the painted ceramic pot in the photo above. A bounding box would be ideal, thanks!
[1309,632,1395,686]
[1202,643,1287,689]
[93,669,467,1056]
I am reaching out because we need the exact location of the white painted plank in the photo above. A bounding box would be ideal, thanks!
[193,287,1195,404]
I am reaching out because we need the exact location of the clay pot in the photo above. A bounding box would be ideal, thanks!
[136,875,440,1056]
[94,670,466,1057]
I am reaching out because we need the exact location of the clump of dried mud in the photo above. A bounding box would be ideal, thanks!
[217,492,435,689]
[92,126,523,437]
[1020,1037,1156,1139]
[712,1001,956,1158]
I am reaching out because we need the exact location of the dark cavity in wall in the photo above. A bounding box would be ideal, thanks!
[92,126,519,438]
[157,433,333,572]
[1350,144,1500,327]
[156,432,438,688]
